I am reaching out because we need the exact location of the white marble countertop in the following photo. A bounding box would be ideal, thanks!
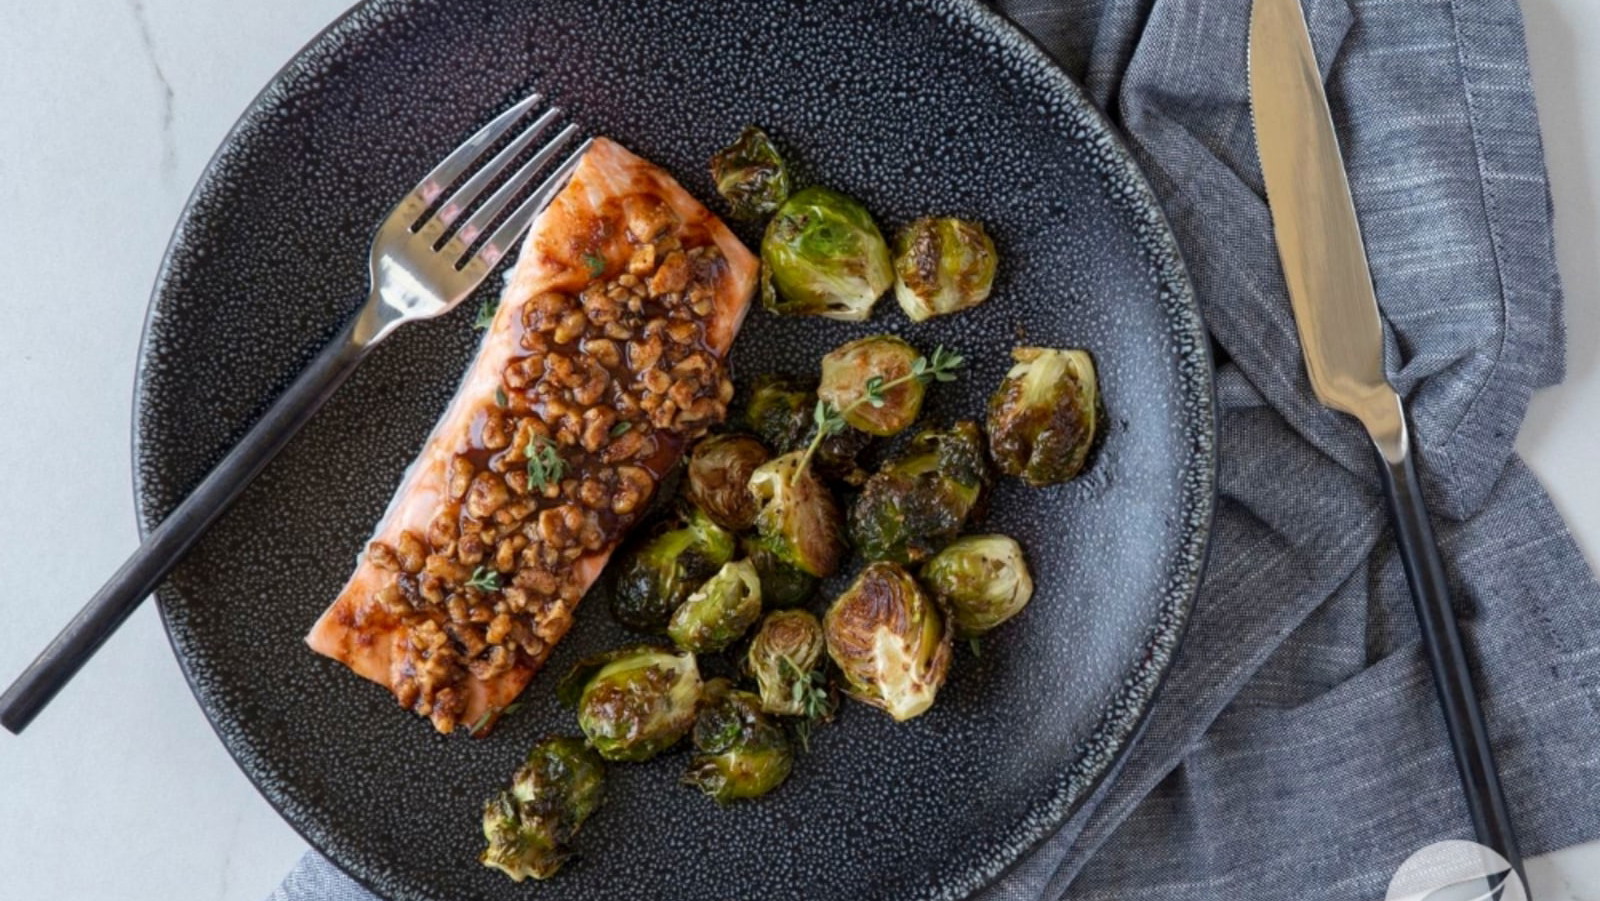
[0,2,1596,899]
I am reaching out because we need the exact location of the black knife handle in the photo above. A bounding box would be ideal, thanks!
[1375,439,1525,887]
[0,316,370,735]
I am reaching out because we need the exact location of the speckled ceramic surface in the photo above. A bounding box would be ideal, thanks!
[132,2,1214,899]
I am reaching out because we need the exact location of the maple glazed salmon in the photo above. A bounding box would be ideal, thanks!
[308,138,758,735]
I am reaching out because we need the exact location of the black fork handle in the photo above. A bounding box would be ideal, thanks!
[0,317,370,734]
[1375,438,1525,888]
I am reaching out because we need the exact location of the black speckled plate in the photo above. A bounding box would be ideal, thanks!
[133,2,1214,899]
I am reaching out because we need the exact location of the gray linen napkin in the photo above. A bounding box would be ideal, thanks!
[273,1,1600,899]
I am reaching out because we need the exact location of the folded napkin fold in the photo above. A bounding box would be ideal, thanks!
[275,1,1600,899]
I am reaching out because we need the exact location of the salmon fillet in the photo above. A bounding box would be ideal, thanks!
[307,138,757,735]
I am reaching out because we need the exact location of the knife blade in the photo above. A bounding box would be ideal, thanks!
[1247,0,1406,462]
[1248,0,1526,889]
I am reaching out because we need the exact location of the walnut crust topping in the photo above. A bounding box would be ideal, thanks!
[367,194,735,734]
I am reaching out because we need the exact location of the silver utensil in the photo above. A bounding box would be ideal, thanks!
[0,93,591,734]
[1248,0,1525,887]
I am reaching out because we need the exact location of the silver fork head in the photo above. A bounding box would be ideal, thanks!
[353,94,591,345]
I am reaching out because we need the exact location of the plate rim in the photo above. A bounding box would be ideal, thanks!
[130,1,1217,898]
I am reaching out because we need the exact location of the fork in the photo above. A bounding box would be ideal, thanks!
[0,93,591,734]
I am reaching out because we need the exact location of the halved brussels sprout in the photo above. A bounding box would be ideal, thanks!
[743,535,818,608]
[609,507,736,633]
[742,373,813,452]
[892,217,998,322]
[709,126,791,221]
[848,421,988,564]
[921,535,1034,637]
[749,451,846,578]
[685,434,771,531]
[742,374,873,485]
[558,646,701,762]
[480,736,606,882]
[823,562,953,721]
[817,335,926,437]
[684,678,794,803]
[761,186,893,321]
[987,347,1099,486]
[746,609,829,718]
[668,559,763,654]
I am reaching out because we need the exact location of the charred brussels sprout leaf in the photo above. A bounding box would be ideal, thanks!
[742,374,873,485]
[760,186,893,321]
[709,126,791,221]
[480,736,606,881]
[744,535,819,608]
[685,434,771,531]
[559,646,701,762]
[749,451,847,578]
[746,609,830,719]
[668,559,763,653]
[848,421,988,564]
[986,347,1100,486]
[609,507,737,632]
[892,217,999,322]
[823,562,953,721]
[817,335,927,437]
[742,373,814,453]
[684,678,794,803]
[921,535,1035,637]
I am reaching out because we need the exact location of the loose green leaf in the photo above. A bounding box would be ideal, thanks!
[466,566,502,592]
[493,387,508,408]
[582,253,606,278]
[474,296,499,330]
[610,421,634,438]
[525,434,566,491]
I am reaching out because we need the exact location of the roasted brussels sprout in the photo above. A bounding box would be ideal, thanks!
[921,535,1035,637]
[609,508,737,632]
[684,678,794,803]
[817,335,927,437]
[742,373,873,485]
[558,646,701,761]
[742,373,814,452]
[823,562,953,721]
[668,559,763,653]
[749,451,847,578]
[709,126,791,221]
[848,421,988,564]
[892,217,999,322]
[744,535,819,608]
[987,347,1100,486]
[746,609,829,718]
[761,186,893,321]
[685,434,771,531]
[480,736,606,882]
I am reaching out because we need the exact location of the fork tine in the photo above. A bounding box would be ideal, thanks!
[462,137,594,271]
[440,125,583,261]
[414,107,563,245]
[391,91,545,225]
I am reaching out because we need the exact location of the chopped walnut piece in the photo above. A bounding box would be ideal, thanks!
[448,456,474,501]
[367,541,400,571]
[612,465,654,515]
[622,194,680,243]
[523,291,572,333]
[465,472,510,519]
[396,531,427,573]
[580,407,619,452]
[649,250,691,296]
[627,243,657,275]
[581,337,621,369]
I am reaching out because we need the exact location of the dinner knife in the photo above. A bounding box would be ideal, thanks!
[1247,0,1525,886]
